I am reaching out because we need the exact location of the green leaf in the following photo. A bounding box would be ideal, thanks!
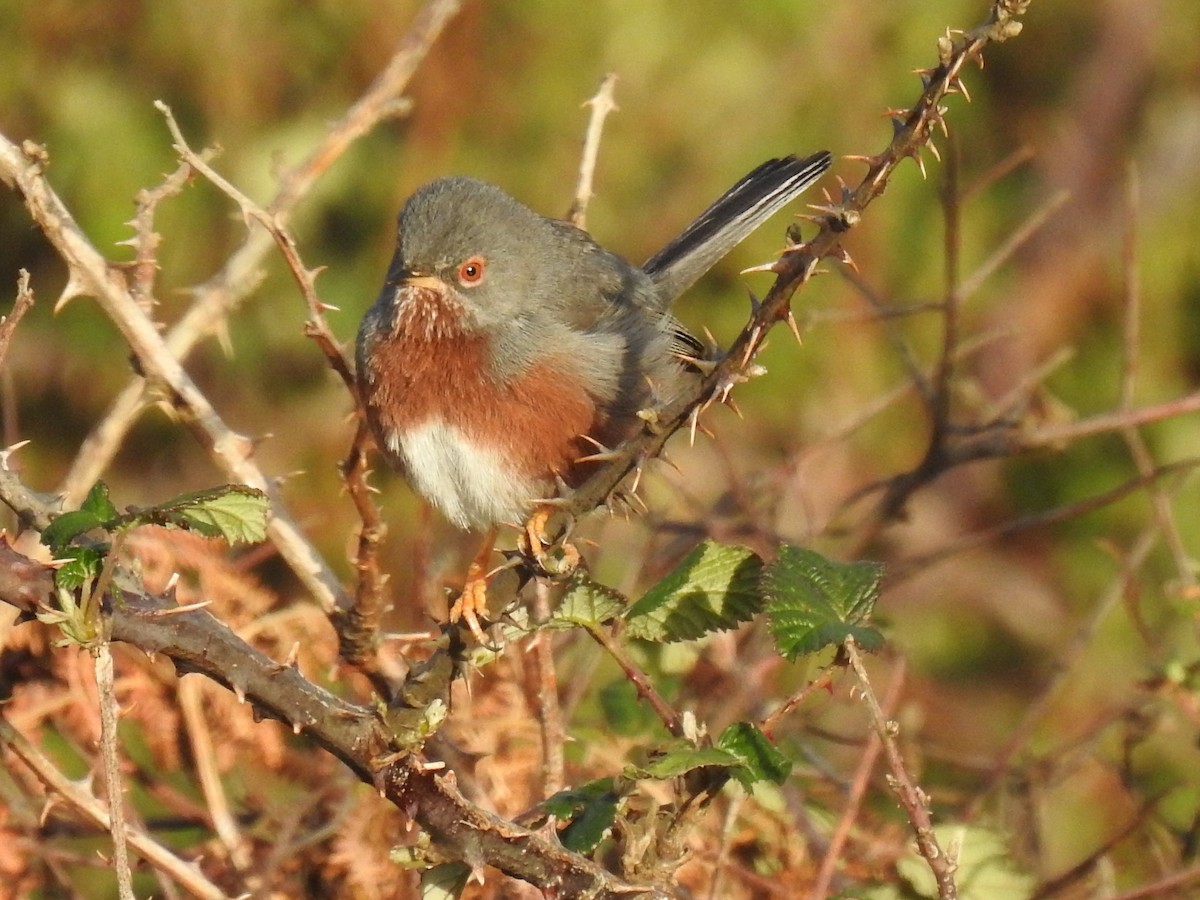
[52,545,106,591]
[763,544,885,660]
[41,482,120,549]
[42,511,106,550]
[419,862,470,899]
[547,571,626,630]
[624,540,763,642]
[81,481,120,522]
[627,741,741,780]
[127,485,270,544]
[717,722,793,786]
[541,778,620,853]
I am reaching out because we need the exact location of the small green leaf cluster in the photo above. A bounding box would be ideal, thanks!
[36,481,270,644]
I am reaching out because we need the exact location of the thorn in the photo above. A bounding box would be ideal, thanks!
[285,641,300,669]
[832,245,859,273]
[0,439,31,467]
[745,287,762,315]
[526,495,571,509]
[53,275,89,313]
[317,301,341,313]
[628,459,644,495]
[688,406,701,447]
[723,395,744,420]
[656,450,682,475]
[576,449,623,464]
[785,310,804,346]
[673,352,718,375]
[739,261,777,276]
[927,141,942,163]
[907,147,927,180]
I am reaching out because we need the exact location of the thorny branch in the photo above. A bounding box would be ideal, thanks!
[547,0,1036,539]
[846,642,958,899]
[0,536,665,899]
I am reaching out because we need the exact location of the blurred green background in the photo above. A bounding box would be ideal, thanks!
[3,0,1200,895]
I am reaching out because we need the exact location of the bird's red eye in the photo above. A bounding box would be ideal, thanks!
[457,256,486,285]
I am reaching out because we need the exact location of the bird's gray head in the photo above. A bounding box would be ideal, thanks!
[378,176,566,336]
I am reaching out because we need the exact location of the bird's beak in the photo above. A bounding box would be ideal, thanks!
[395,273,444,292]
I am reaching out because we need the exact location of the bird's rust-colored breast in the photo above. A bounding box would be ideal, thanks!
[361,297,599,485]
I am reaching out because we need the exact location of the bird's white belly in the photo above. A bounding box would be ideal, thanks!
[390,420,539,530]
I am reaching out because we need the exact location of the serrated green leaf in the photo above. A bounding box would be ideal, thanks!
[52,546,106,591]
[628,741,741,780]
[540,778,620,853]
[717,722,793,786]
[624,540,763,642]
[127,485,270,544]
[419,862,470,899]
[764,544,885,660]
[548,572,626,630]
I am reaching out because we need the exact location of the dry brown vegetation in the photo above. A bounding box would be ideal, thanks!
[3,1,1200,897]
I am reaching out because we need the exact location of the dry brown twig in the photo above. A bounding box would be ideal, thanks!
[567,72,619,230]
[0,714,233,900]
[811,653,906,900]
[846,642,958,899]
[0,269,35,373]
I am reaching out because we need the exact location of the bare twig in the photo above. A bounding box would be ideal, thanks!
[964,525,1157,822]
[810,656,904,900]
[1116,164,1194,592]
[179,678,255,878]
[846,641,957,899]
[892,459,1199,580]
[530,579,565,797]
[118,158,201,312]
[760,663,838,740]
[0,713,233,900]
[1105,862,1200,900]
[332,421,390,674]
[567,73,619,229]
[94,642,135,900]
[587,624,682,738]
[0,269,34,372]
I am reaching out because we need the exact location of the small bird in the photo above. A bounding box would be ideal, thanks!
[357,151,831,638]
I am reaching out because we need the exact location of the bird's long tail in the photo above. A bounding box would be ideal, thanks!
[642,150,832,304]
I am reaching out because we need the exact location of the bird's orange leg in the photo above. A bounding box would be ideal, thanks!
[521,507,580,577]
[449,526,498,644]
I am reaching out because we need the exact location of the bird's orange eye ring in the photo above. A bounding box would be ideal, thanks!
[457,256,486,285]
